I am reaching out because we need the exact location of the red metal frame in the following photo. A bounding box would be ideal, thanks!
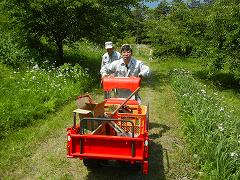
[102,77,141,92]
[105,98,139,105]
[67,77,149,175]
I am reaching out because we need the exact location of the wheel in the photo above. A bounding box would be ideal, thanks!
[118,161,141,171]
[83,158,100,170]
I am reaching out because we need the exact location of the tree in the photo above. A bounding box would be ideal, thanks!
[6,0,140,66]
[130,3,149,44]
[154,0,171,16]
[203,0,240,78]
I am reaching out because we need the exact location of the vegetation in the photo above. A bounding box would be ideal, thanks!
[170,68,240,179]
[0,0,239,179]
[4,0,140,65]
[146,0,240,80]
[0,41,100,138]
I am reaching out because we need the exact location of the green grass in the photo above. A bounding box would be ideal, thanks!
[144,54,240,179]
[0,43,239,179]
[170,68,240,179]
[0,101,77,178]
[0,41,102,138]
[0,62,91,137]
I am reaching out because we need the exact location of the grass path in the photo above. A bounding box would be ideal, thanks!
[0,59,196,179]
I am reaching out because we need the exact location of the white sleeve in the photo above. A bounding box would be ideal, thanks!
[100,60,118,77]
[139,62,150,77]
[101,54,106,68]
[100,64,108,77]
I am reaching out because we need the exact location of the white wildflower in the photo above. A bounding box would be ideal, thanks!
[230,152,238,158]
[219,107,224,112]
[58,73,63,77]
[32,76,36,80]
[33,64,39,70]
[193,154,198,159]
[218,123,224,132]
[200,89,206,94]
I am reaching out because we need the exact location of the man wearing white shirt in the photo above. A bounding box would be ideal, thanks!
[100,44,150,78]
[100,44,150,102]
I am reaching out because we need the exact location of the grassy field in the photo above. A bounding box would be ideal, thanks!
[0,41,102,138]
[0,66,195,180]
[0,45,239,179]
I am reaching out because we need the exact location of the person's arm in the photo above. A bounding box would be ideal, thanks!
[101,54,106,68]
[100,60,118,78]
[100,64,108,77]
[138,62,150,78]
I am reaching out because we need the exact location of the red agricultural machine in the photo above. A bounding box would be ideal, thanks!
[66,77,149,174]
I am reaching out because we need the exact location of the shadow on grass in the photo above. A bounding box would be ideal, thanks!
[194,71,240,93]
[65,54,100,76]
[149,122,170,139]
[142,70,170,91]
[85,140,165,180]
[32,41,101,82]
[85,121,169,180]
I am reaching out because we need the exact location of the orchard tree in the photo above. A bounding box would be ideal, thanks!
[204,0,240,78]
[130,2,149,44]
[6,0,140,66]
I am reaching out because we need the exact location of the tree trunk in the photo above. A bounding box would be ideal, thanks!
[56,39,64,66]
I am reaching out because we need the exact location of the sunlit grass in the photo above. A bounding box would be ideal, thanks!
[0,62,92,138]
[170,68,240,179]
[0,41,101,138]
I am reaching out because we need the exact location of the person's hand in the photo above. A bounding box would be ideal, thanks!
[102,74,114,78]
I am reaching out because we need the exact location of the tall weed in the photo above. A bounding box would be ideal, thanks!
[0,62,93,138]
[170,69,240,179]
[0,30,43,69]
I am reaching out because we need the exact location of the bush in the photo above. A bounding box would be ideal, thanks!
[0,33,28,67]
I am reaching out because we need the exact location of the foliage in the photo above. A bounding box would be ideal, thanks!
[146,0,240,80]
[0,31,43,68]
[0,53,95,139]
[4,0,140,66]
[0,32,29,67]
[147,1,205,57]
[170,68,240,179]
[129,3,149,44]
[204,0,240,78]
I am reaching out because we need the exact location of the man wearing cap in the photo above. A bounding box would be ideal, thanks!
[101,42,121,69]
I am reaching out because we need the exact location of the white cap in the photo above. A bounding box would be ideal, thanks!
[105,41,113,49]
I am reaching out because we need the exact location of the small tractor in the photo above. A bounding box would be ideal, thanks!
[66,77,149,174]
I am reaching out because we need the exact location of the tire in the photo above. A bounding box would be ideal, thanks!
[83,158,100,170]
